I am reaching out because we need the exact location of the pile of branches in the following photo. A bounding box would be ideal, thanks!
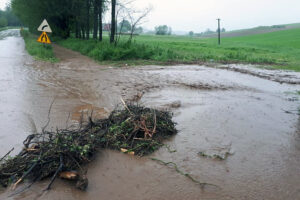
[0,104,177,192]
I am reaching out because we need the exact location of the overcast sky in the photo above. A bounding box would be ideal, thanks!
[1,0,300,32]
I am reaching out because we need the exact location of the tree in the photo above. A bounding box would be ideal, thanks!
[114,0,151,44]
[93,0,98,39]
[0,17,8,27]
[11,0,106,39]
[167,27,172,35]
[127,6,151,42]
[86,0,91,40]
[110,0,116,43]
[118,19,131,33]
[221,28,226,32]
[204,28,214,35]
[134,27,143,34]
[98,0,103,41]
[188,31,194,36]
[0,6,21,26]
[155,25,171,35]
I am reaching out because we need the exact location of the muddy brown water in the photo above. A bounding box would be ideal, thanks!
[0,29,300,200]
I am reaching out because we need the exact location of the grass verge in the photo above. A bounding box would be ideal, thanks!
[57,37,180,63]
[20,30,58,62]
[58,28,300,71]
[0,27,9,32]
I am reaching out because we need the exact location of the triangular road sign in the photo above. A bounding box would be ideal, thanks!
[38,19,52,33]
[37,32,51,44]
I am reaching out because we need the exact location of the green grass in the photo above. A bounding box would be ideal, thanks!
[57,28,300,71]
[133,29,300,70]
[57,37,179,63]
[0,27,9,32]
[20,30,58,62]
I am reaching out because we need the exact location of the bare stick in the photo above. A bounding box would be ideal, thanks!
[45,155,63,190]
[42,98,56,133]
[0,148,14,162]
[120,97,133,115]
[12,161,39,190]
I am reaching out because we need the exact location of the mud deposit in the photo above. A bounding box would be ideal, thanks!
[0,29,300,200]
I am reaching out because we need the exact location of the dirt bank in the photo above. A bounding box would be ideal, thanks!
[0,30,300,200]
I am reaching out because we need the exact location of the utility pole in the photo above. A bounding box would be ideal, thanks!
[217,18,221,45]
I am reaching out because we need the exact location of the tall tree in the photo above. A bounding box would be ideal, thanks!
[110,0,116,43]
[86,0,91,40]
[98,0,103,41]
[93,0,98,39]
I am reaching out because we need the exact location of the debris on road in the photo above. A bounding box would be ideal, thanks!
[0,104,177,192]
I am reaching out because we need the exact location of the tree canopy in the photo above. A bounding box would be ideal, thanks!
[0,6,21,27]
[11,0,106,39]
[155,25,172,35]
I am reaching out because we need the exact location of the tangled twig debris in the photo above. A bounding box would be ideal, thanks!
[0,104,177,193]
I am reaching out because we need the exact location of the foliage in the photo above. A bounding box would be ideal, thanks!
[0,6,21,27]
[20,30,58,62]
[155,25,172,35]
[11,0,107,38]
[0,105,177,190]
[0,17,7,27]
[57,36,181,62]
[118,19,131,33]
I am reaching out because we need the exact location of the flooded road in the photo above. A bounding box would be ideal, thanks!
[0,29,300,200]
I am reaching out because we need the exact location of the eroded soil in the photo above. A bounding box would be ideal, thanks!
[0,29,300,200]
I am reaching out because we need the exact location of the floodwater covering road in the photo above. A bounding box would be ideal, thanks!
[0,29,300,200]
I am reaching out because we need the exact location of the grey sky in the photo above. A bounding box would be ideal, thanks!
[133,0,300,32]
[0,0,9,10]
[1,0,300,32]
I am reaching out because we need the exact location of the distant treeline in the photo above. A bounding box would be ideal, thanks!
[0,6,21,27]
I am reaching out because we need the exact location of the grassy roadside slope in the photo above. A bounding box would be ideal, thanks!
[0,27,9,32]
[57,28,300,71]
[20,30,58,62]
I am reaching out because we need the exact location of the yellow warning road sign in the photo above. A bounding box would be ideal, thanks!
[37,32,51,44]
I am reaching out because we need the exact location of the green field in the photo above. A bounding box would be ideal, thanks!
[134,28,300,71]
[56,28,300,71]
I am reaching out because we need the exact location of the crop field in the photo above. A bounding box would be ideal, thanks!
[134,28,300,71]
[56,28,300,71]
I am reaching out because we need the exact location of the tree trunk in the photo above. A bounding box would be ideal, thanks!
[81,25,85,39]
[75,20,79,38]
[110,0,116,43]
[86,0,90,40]
[93,0,98,39]
[98,0,103,41]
